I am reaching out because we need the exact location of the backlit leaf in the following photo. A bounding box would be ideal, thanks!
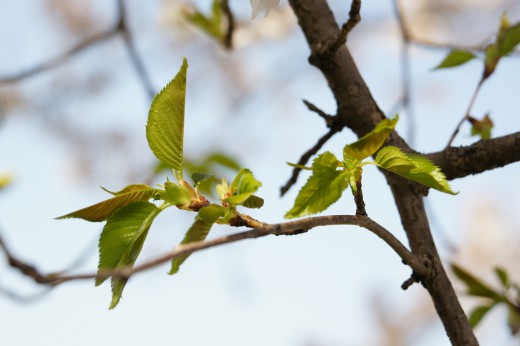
[495,267,510,288]
[146,58,188,179]
[96,202,162,309]
[170,204,225,274]
[433,50,476,70]
[225,169,262,206]
[285,152,349,219]
[374,146,457,195]
[187,0,224,40]
[56,185,157,222]
[161,181,191,207]
[344,116,398,160]
[484,44,499,79]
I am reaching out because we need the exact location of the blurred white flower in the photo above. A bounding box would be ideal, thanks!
[250,0,280,19]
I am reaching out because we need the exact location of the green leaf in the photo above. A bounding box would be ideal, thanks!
[205,152,241,171]
[374,146,457,195]
[495,267,510,288]
[508,304,520,335]
[241,195,264,209]
[287,162,312,170]
[225,169,262,206]
[499,23,520,56]
[191,172,214,187]
[433,50,476,70]
[186,0,224,40]
[344,116,398,160]
[146,58,188,179]
[285,152,350,219]
[170,204,225,275]
[96,202,162,309]
[469,304,496,328]
[451,264,503,301]
[161,181,191,207]
[484,44,499,79]
[470,115,493,140]
[56,185,157,222]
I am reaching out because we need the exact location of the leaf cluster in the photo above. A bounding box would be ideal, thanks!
[452,264,520,334]
[285,115,456,219]
[57,59,263,308]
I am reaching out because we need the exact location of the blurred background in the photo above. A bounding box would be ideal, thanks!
[1,0,520,345]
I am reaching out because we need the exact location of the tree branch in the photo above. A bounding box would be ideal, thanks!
[288,1,478,344]
[428,131,520,181]
[0,216,427,286]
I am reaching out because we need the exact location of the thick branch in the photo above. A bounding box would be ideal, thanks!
[289,1,478,344]
[428,131,520,180]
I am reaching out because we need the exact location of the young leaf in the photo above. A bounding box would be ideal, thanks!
[96,202,162,309]
[205,152,241,171]
[484,44,499,79]
[451,264,503,301]
[170,204,225,275]
[469,304,496,328]
[470,114,493,140]
[161,181,191,207]
[285,152,350,219]
[56,185,158,222]
[433,50,476,70]
[344,116,398,160]
[187,0,224,40]
[374,146,457,195]
[191,172,214,187]
[225,169,262,206]
[287,162,312,170]
[146,58,188,179]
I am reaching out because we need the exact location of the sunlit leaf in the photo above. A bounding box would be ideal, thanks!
[96,202,162,309]
[344,116,398,160]
[451,264,503,301]
[433,50,476,70]
[470,114,494,140]
[285,152,349,219]
[225,169,262,206]
[374,146,457,195]
[469,304,496,328]
[170,204,225,274]
[146,58,188,179]
[287,162,312,170]
[56,185,158,222]
[160,181,191,207]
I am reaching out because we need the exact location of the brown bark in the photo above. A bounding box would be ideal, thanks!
[288,1,479,344]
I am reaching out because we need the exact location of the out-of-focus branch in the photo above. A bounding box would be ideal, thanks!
[0,0,156,99]
[220,0,235,49]
[0,215,428,287]
[428,131,520,181]
[326,0,361,54]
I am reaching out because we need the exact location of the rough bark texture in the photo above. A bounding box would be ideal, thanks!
[288,1,479,344]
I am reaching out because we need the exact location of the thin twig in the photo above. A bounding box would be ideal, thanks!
[303,100,335,127]
[0,216,427,286]
[354,180,367,216]
[0,30,119,84]
[280,127,342,196]
[326,0,361,54]
[0,0,156,100]
[220,0,235,49]
[445,78,485,148]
